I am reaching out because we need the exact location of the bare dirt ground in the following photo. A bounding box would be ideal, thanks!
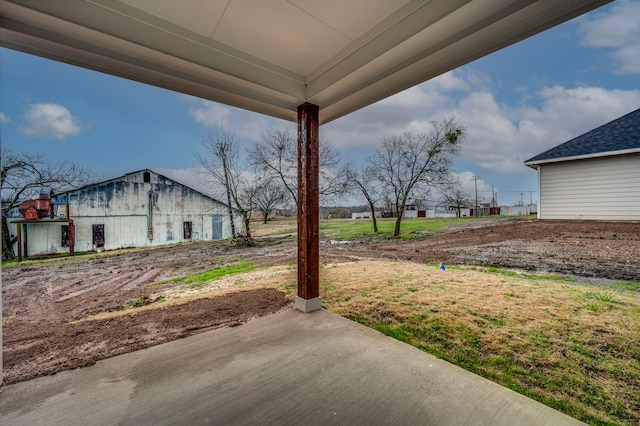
[2,217,639,385]
[333,218,640,282]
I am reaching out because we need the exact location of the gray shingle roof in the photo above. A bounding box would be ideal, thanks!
[524,108,640,166]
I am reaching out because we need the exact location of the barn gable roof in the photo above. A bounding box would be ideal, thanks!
[524,108,640,168]
[54,169,238,213]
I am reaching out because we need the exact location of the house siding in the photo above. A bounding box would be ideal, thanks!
[539,154,640,220]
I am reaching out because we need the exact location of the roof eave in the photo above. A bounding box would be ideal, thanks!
[524,147,640,168]
[0,0,614,125]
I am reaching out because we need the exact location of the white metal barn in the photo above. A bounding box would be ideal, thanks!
[8,169,242,257]
[525,108,640,220]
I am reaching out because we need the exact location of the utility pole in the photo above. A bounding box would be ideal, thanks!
[472,176,479,217]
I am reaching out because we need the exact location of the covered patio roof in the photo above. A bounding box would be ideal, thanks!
[0,0,611,124]
[0,0,613,384]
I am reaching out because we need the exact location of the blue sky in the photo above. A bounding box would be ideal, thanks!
[1,0,639,206]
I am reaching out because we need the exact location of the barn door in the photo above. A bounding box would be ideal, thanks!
[212,215,222,240]
[61,225,70,247]
[183,221,193,239]
[93,224,105,248]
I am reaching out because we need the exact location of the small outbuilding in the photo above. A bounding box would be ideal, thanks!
[524,108,640,220]
[7,169,242,257]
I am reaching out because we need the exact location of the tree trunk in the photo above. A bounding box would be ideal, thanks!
[393,215,402,237]
[221,157,237,239]
[368,202,378,233]
[393,200,406,237]
[2,215,16,261]
[243,211,251,238]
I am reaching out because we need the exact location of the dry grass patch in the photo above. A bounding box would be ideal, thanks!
[316,261,640,426]
[157,264,297,300]
[251,219,297,237]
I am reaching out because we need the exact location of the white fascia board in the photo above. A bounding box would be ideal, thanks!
[524,148,640,169]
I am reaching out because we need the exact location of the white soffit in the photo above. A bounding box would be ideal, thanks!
[0,0,612,124]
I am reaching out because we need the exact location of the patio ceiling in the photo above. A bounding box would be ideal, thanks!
[0,0,611,124]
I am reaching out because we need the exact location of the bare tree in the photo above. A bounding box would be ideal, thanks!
[250,127,347,205]
[345,163,383,232]
[195,127,251,239]
[1,147,95,260]
[369,117,466,237]
[252,175,287,224]
[249,128,297,203]
[439,180,472,218]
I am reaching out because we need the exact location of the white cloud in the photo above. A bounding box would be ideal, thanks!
[440,85,640,173]
[188,100,288,142]
[451,171,494,200]
[233,109,288,142]
[327,70,640,175]
[578,0,640,74]
[21,103,83,140]
[0,112,9,124]
[189,101,233,128]
[324,71,474,149]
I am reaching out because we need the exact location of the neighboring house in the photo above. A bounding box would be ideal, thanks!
[7,169,242,257]
[524,108,640,220]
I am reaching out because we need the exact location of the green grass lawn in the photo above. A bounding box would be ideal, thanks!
[252,216,486,240]
[319,216,473,240]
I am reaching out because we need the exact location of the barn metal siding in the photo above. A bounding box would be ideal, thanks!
[9,170,241,256]
[538,154,640,220]
[17,222,67,257]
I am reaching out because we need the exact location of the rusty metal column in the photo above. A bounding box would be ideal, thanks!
[16,223,23,261]
[69,221,75,257]
[295,102,321,312]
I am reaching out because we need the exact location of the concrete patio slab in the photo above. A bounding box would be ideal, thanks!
[0,309,582,425]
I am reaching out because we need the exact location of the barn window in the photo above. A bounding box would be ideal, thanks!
[93,224,105,247]
[143,171,151,182]
[183,221,193,239]
[61,225,69,247]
